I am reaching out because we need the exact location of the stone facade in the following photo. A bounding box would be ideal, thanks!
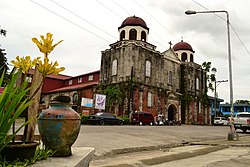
[99,16,210,125]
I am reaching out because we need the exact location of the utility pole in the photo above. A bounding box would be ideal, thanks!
[185,9,236,141]
[127,66,134,117]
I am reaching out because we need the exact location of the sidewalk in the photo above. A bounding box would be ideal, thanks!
[190,134,250,146]
[90,134,250,167]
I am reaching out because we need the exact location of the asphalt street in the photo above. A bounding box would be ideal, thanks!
[73,125,231,156]
[72,125,250,167]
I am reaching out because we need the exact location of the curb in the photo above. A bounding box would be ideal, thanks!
[93,143,184,160]
[141,145,228,166]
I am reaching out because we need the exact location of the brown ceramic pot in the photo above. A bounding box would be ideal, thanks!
[38,96,81,157]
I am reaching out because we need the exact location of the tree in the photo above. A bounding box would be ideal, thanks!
[0,48,9,75]
[235,100,250,104]
[0,26,7,37]
[0,26,9,85]
[202,61,217,92]
[103,85,124,113]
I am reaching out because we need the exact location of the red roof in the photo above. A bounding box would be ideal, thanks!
[46,73,71,80]
[28,69,71,80]
[119,16,149,30]
[72,70,100,79]
[173,40,194,52]
[44,81,99,93]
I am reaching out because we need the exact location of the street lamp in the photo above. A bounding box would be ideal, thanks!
[214,79,228,117]
[185,10,236,140]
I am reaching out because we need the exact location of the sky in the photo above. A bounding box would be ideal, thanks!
[1,0,250,103]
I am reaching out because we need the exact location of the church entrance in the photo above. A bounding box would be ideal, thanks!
[167,104,176,121]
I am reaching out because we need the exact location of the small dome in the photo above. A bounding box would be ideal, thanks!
[173,40,194,52]
[119,16,149,30]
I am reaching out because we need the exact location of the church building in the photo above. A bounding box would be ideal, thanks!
[99,16,210,125]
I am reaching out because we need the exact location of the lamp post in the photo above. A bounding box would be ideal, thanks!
[214,79,228,117]
[185,10,236,140]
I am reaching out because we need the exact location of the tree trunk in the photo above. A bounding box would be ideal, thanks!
[24,68,43,142]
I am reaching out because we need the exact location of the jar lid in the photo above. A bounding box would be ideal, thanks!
[50,95,72,105]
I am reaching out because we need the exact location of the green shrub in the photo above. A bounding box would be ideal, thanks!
[118,116,130,125]
[80,115,90,124]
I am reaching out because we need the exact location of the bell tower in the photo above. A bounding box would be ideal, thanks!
[118,15,149,41]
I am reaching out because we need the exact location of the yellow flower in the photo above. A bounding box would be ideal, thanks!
[36,57,65,77]
[31,32,65,77]
[11,56,39,74]
[32,33,63,56]
[11,33,65,78]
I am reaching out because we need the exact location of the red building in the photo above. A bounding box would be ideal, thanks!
[40,70,100,114]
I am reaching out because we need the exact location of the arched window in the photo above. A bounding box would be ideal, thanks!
[168,71,173,85]
[145,60,151,77]
[141,31,146,41]
[196,77,199,90]
[112,59,118,75]
[120,30,125,41]
[190,54,194,62]
[73,93,79,104]
[181,52,187,62]
[129,29,137,40]
[147,91,153,107]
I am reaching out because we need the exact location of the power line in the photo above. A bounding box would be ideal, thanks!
[230,26,250,56]
[30,0,112,43]
[134,0,178,41]
[49,0,117,40]
[111,0,132,16]
[192,0,250,57]
[96,0,124,19]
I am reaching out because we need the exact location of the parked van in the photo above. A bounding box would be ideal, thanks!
[131,111,154,125]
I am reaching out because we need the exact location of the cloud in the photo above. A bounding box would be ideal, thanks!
[1,0,250,102]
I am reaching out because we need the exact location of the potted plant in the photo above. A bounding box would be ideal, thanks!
[0,70,33,160]
[0,32,65,161]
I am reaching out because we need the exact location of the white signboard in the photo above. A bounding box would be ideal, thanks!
[81,97,93,107]
[95,94,106,110]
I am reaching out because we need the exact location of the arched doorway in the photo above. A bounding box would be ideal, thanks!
[167,104,176,121]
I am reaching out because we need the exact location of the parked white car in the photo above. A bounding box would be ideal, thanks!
[233,112,250,133]
[214,117,228,126]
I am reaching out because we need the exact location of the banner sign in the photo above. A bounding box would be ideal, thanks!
[95,94,106,110]
[81,97,93,107]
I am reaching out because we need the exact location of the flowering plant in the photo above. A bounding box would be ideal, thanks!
[10,33,65,142]
[11,33,65,77]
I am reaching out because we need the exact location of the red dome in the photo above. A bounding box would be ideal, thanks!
[119,16,149,30]
[173,40,194,52]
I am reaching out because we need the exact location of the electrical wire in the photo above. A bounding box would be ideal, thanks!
[30,0,112,43]
[111,0,132,16]
[96,0,124,19]
[192,0,250,57]
[49,0,117,40]
[134,0,178,41]
[230,26,250,56]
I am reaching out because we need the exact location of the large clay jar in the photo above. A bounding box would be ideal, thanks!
[38,95,81,157]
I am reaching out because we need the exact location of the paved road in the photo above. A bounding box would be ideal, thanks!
[73,125,232,156]
[71,125,250,166]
